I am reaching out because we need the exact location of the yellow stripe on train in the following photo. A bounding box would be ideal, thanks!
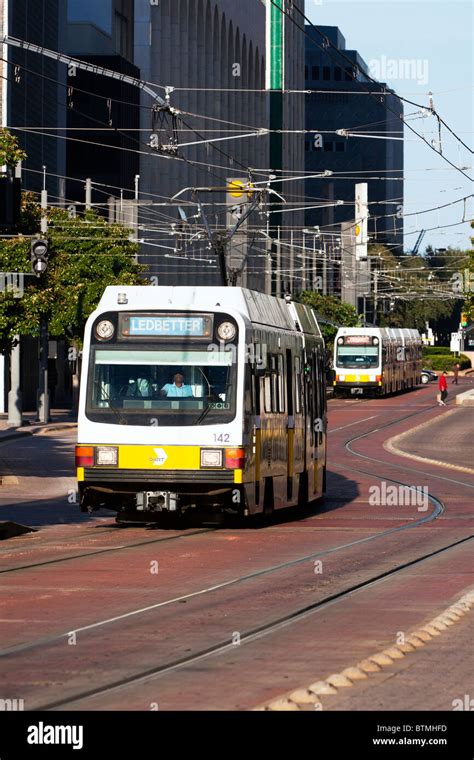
[118,445,201,470]
[336,375,373,382]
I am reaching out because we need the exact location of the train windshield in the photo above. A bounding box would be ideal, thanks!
[86,347,237,426]
[336,345,380,369]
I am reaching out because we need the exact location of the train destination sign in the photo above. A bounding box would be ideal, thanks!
[120,314,213,339]
[343,335,372,345]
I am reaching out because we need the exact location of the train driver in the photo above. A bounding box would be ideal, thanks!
[161,372,194,398]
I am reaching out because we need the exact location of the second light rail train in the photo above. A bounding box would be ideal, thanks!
[333,326,422,397]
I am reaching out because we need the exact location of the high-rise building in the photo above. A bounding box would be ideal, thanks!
[304,26,404,255]
[0,0,67,195]
[64,0,140,204]
[134,0,306,293]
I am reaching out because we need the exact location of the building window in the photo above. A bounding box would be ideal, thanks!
[324,141,333,152]
[334,66,342,81]
[114,3,130,58]
[345,66,354,81]
[323,66,331,81]
[312,65,319,80]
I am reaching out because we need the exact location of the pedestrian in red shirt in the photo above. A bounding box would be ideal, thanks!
[438,371,448,406]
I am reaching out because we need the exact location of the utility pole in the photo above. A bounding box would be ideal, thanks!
[85,177,92,210]
[373,269,379,326]
[172,186,267,287]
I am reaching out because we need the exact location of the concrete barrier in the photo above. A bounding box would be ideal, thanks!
[455,389,474,406]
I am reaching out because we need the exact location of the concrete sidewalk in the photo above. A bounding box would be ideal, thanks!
[0,409,77,443]
[387,405,474,473]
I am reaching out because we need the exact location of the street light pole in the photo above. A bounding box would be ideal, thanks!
[37,316,49,424]
[31,237,50,423]
[373,269,379,326]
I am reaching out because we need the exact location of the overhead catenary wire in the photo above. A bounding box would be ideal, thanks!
[267,0,473,182]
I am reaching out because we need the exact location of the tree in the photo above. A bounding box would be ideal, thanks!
[0,129,27,171]
[297,291,359,347]
[0,198,146,353]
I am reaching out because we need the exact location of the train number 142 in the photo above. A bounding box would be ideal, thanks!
[213,433,230,442]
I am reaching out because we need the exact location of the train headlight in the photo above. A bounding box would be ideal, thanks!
[369,374,376,382]
[217,321,236,341]
[373,337,379,345]
[95,446,118,466]
[337,337,344,345]
[338,374,345,382]
[95,320,115,341]
[200,449,223,468]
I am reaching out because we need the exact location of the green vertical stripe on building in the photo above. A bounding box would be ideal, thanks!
[270,0,284,90]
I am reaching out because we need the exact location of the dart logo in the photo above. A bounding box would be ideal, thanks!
[151,448,168,466]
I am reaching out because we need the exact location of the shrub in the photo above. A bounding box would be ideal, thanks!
[423,354,471,371]
[422,346,450,355]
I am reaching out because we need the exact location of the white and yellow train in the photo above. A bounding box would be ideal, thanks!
[76,287,327,521]
[333,326,422,397]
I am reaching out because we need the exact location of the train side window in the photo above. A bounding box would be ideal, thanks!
[295,357,302,414]
[271,355,278,412]
[277,355,285,413]
[286,349,293,417]
[264,371,272,413]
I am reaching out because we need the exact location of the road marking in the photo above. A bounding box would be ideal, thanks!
[385,408,474,475]
[329,416,377,433]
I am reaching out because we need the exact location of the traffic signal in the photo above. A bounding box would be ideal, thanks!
[461,312,468,328]
[31,238,49,276]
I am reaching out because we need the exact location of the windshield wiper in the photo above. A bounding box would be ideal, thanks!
[93,381,128,425]
[192,383,232,425]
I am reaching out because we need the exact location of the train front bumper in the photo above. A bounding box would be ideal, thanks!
[76,444,245,511]
[333,373,382,388]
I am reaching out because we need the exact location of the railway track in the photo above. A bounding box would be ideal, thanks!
[1,397,471,711]
[30,535,474,710]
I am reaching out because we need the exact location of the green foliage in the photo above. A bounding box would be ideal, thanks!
[0,129,27,169]
[0,200,146,351]
[378,298,455,333]
[423,354,471,371]
[297,291,359,347]
[423,346,450,354]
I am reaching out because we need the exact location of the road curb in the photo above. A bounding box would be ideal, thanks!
[384,408,474,476]
[256,587,474,711]
[0,422,77,446]
[0,423,77,485]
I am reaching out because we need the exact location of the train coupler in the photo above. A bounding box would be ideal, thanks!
[136,490,179,513]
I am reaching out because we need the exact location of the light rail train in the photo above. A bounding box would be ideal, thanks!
[333,326,422,397]
[76,287,327,521]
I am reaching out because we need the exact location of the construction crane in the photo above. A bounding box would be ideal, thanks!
[411,229,426,256]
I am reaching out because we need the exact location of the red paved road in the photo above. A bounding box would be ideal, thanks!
[0,381,472,710]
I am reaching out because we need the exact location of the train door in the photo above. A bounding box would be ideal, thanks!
[252,359,262,509]
[314,345,326,495]
[301,347,315,504]
[294,353,305,503]
[286,348,295,502]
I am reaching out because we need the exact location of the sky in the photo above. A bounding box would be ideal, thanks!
[306,0,473,254]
